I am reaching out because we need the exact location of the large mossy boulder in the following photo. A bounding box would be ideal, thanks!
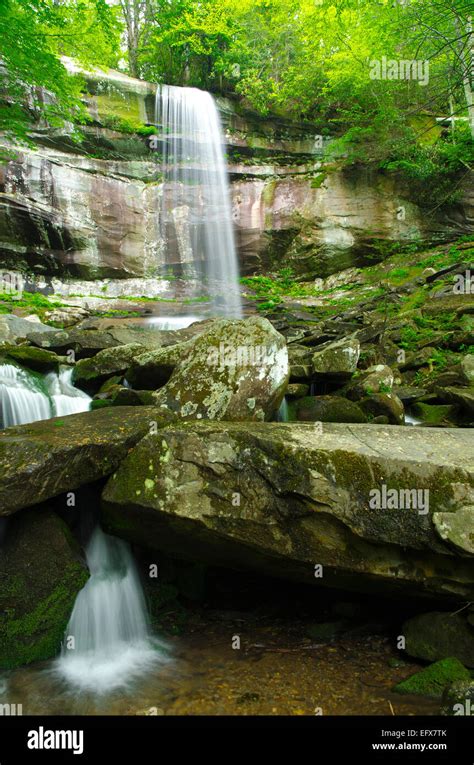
[151,316,289,422]
[102,421,474,598]
[403,612,474,668]
[393,658,470,699]
[290,395,367,423]
[0,406,173,515]
[72,343,146,392]
[0,509,88,669]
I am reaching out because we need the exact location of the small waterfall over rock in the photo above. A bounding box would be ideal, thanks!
[155,84,242,318]
[57,527,167,692]
[0,364,90,427]
[276,397,289,422]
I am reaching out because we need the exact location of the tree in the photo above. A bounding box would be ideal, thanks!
[0,0,121,144]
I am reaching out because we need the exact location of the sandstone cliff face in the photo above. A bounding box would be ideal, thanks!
[0,64,472,281]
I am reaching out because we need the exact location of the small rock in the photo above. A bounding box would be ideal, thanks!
[393,658,470,699]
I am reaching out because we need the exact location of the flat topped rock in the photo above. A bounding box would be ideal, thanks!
[0,406,173,515]
[103,422,474,599]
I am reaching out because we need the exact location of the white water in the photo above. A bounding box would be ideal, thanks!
[45,368,91,417]
[276,396,289,422]
[155,84,242,318]
[146,315,201,330]
[56,527,166,692]
[0,364,90,427]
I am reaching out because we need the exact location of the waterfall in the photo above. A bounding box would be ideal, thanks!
[0,363,90,428]
[45,367,91,417]
[0,364,51,427]
[56,527,167,692]
[277,397,289,422]
[155,84,242,318]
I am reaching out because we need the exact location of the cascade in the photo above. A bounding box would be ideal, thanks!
[0,363,90,427]
[56,527,167,692]
[155,84,242,318]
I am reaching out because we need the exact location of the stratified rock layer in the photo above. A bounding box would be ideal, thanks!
[102,422,474,599]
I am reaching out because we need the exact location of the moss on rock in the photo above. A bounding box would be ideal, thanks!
[393,658,470,699]
[0,509,88,669]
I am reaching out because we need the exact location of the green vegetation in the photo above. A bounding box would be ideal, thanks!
[394,658,470,699]
[0,1,472,197]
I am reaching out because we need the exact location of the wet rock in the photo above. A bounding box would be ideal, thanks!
[27,328,122,358]
[2,345,65,373]
[126,340,195,390]
[393,658,470,699]
[360,392,405,424]
[286,383,309,398]
[102,421,474,599]
[291,395,367,423]
[0,406,173,515]
[0,509,88,669]
[403,612,474,668]
[151,317,289,422]
[411,402,458,426]
[73,343,146,392]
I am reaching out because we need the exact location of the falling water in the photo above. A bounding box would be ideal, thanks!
[155,84,242,318]
[0,364,50,426]
[0,364,90,427]
[276,397,289,422]
[45,367,91,417]
[56,527,166,692]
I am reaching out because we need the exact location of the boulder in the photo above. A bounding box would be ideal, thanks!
[286,383,310,398]
[411,402,458,426]
[311,337,360,379]
[102,421,474,599]
[2,345,65,373]
[402,612,474,668]
[27,328,121,358]
[290,395,367,423]
[0,509,88,669]
[360,392,405,424]
[0,314,56,343]
[0,406,173,515]
[151,317,289,422]
[126,340,195,390]
[393,658,470,699]
[72,343,146,392]
[436,386,474,416]
[346,365,394,400]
